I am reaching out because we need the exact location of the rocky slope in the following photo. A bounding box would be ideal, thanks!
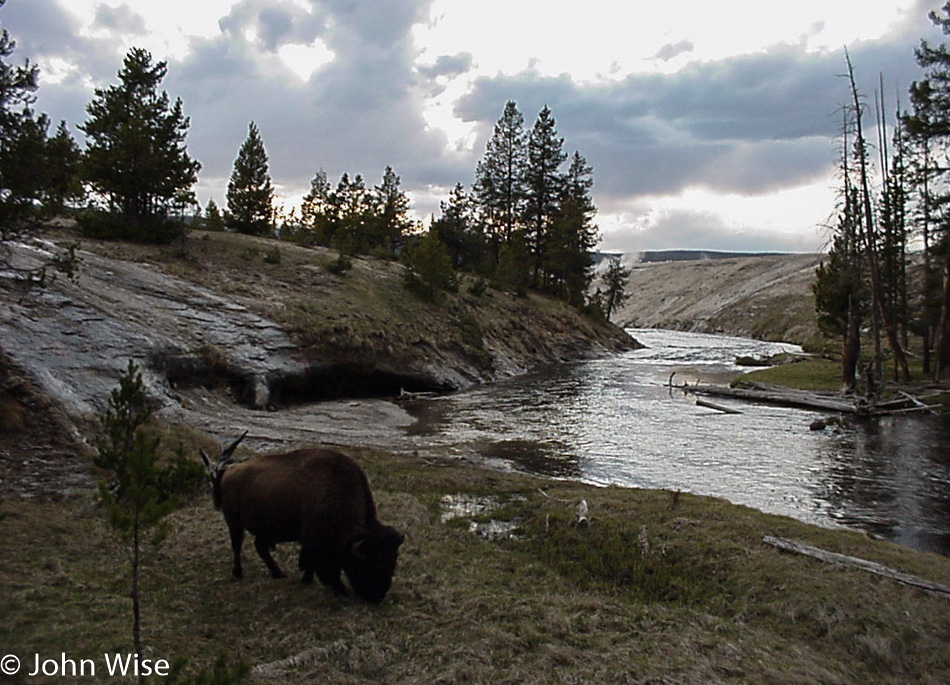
[611,253,824,347]
[0,229,634,460]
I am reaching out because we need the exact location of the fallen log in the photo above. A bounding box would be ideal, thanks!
[687,383,859,414]
[763,535,950,596]
[696,398,743,414]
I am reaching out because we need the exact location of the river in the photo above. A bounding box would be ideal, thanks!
[402,329,950,556]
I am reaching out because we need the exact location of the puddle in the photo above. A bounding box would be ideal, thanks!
[439,493,525,541]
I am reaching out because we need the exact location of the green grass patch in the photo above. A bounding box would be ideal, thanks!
[739,357,843,391]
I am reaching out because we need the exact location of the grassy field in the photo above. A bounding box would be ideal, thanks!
[3,445,950,684]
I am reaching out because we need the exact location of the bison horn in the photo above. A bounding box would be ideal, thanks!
[199,448,213,471]
[222,430,248,460]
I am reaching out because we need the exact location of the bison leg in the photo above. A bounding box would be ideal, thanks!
[227,522,245,580]
[300,545,347,595]
[316,560,348,596]
[253,537,286,579]
[298,547,316,584]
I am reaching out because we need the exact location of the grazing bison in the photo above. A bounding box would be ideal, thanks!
[201,432,404,603]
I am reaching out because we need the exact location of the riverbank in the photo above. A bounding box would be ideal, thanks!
[611,253,825,349]
[0,227,634,455]
[3,445,950,683]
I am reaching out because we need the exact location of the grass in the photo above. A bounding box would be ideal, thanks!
[3,445,950,684]
[739,357,844,392]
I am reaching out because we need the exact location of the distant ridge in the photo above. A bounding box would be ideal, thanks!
[638,249,787,263]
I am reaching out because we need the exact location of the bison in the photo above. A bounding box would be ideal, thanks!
[200,432,404,603]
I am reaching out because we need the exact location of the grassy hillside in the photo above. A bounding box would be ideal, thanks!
[77,228,635,391]
[3,446,950,684]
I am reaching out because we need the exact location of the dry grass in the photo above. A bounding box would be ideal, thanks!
[3,446,950,684]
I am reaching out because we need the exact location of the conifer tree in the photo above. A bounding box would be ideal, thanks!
[548,151,599,305]
[81,48,200,241]
[524,105,567,288]
[602,257,631,320]
[95,361,203,681]
[372,165,412,256]
[329,172,372,253]
[433,182,483,270]
[43,120,83,213]
[300,169,333,245]
[226,122,275,235]
[905,4,950,380]
[0,4,40,231]
[475,100,528,247]
[203,199,225,231]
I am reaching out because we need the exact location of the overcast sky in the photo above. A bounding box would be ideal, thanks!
[2,0,944,253]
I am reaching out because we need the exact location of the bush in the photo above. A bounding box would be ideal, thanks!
[77,210,185,244]
[326,252,353,275]
[403,231,458,300]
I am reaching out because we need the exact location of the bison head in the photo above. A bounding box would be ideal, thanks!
[344,523,405,603]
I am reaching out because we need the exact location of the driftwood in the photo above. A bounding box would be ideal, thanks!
[696,398,743,414]
[688,383,858,413]
[686,381,939,416]
[763,536,950,596]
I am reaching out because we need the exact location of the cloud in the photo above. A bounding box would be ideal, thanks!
[162,0,461,199]
[218,0,326,52]
[604,207,822,254]
[1,0,944,252]
[417,52,473,79]
[93,4,147,36]
[652,40,694,62]
[455,37,924,201]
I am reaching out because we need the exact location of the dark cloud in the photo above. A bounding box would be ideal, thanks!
[2,0,946,251]
[653,40,694,62]
[93,4,147,36]
[219,0,326,52]
[166,0,460,198]
[456,33,928,201]
[417,52,473,79]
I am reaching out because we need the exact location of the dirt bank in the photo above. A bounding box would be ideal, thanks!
[612,253,823,346]
[0,228,635,493]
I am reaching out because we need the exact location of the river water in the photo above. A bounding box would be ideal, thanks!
[402,329,950,556]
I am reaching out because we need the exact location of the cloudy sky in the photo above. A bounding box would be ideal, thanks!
[1,0,945,252]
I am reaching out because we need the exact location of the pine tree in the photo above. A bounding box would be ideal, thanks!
[403,230,458,299]
[548,151,599,305]
[43,120,83,214]
[0,3,40,231]
[300,169,333,245]
[95,361,203,683]
[203,199,225,231]
[905,4,950,380]
[81,48,200,241]
[524,106,567,288]
[433,182,485,271]
[226,121,275,235]
[372,165,412,256]
[474,100,528,247]
[329,172,372,254]
[602,258,631,320]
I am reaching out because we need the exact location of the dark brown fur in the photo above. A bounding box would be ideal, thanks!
[210,447,403,603]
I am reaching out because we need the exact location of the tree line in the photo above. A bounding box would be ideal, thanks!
[230,100,601,307]
[0,4,601,310]
[815,3,950,386]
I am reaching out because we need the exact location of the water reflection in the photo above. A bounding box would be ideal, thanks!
[402,329,950,556]
[816,415,950,554]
